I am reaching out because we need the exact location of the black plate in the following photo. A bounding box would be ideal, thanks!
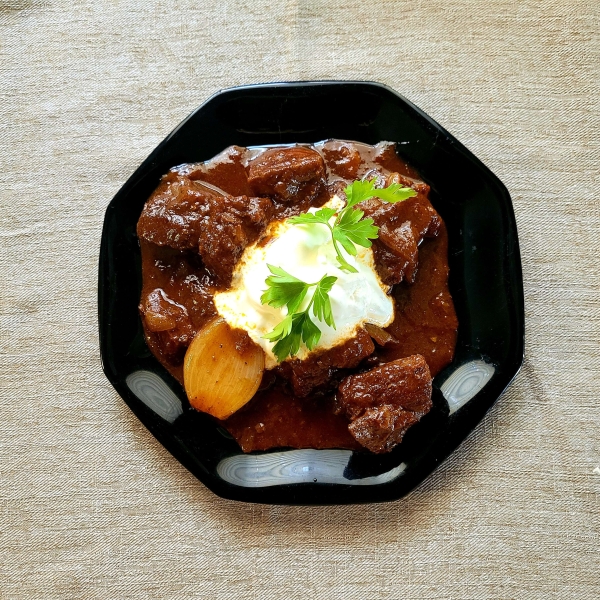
[98,81,524,504]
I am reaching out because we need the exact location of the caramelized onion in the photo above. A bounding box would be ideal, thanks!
[144,311,177,332]
[364,323,397,346]
[183,318,265,419]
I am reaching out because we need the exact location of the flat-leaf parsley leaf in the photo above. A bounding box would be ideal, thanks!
[289,178,416,273]
[261,265,337,362]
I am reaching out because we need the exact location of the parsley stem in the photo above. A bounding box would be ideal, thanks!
[297,274,327,313]
[324,220,359,274]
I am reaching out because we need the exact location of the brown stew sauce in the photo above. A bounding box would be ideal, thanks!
[138,141,458,452]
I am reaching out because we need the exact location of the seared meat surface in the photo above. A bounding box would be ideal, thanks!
[277,328,375,397]
[359,194,441,286]
[247,146,327,206]
[336,355,433,453]
[137,173,273,285]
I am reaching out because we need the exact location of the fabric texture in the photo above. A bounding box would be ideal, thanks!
[1,1,599,598]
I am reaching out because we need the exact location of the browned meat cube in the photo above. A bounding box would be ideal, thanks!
[175,146,253,197]
[360,195,442,285]
[321,141,362,179]
[247,146,326,204]
[137,174,217,250]
[140,289,196,363]
[137,173,273,284]
[277,328,375,397]
[376,221,419,284]
[336,355,433,453]
[196,193,273,284]
[348,406,420,454]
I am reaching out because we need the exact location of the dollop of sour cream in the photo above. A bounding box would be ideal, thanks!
[213,197,394,369]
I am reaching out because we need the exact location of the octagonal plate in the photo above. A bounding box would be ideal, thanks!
[99,81,524,504]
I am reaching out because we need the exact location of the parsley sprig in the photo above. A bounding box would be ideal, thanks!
[288,179,417,273]
[260,265,337,362]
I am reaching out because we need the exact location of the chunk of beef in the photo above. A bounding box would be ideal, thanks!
[347,407,420,454]
[336,355,432,453]
[337,354,432,419]
[137,174,217,250]
[247,146,326,205]
[174,146,252,197]
[277,328,375,398]
[137,173,273,284]
[360,193,441,285]
[196,193,273,284]
[321,141,362,179]
[140,288,196,363]
[376,221,419,284]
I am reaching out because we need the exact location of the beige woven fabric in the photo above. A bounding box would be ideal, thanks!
[1,0,599,598]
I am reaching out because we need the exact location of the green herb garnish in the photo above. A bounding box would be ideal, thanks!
[261,179,416,361]
[260,265,337,362]
[288,179,417,273]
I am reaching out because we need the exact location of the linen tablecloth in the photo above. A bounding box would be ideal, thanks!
[1,1,599,598]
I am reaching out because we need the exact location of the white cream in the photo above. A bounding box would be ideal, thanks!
[213,197,394,368]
